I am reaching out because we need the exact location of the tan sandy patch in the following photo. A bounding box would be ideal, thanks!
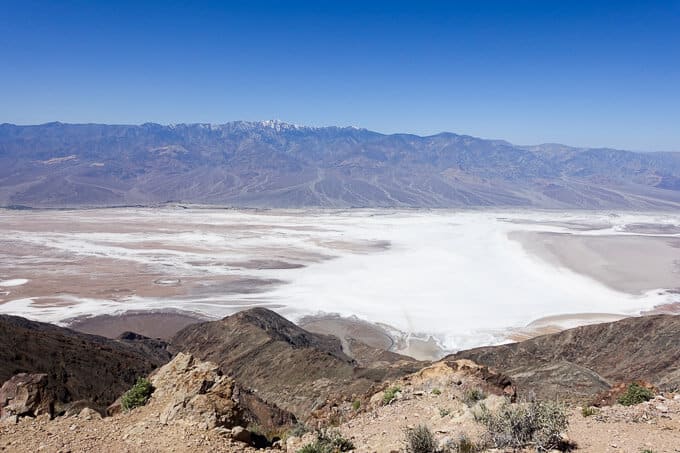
[510,231,680,294]
[68,312,207,339]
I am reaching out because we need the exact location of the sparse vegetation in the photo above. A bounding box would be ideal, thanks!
[352,399,361,411]
[439,407,451,417]
[618,383,654,406]
[288,422,310,438]
[296,429,355,453]
[462,388,486,407]
[297,443,328,453]
[121,377,154,411]
[476,400,568,451]
[581,406,599,417]
[451,434,478,453]
[383,385,401,405]
[431,388,441,395]
[404,424,437,453]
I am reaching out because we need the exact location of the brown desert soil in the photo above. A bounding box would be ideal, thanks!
[0,409,272,453]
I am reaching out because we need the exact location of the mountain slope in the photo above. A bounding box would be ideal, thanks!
[450,314,680,402]
[2,121,680,208]
[170,308,424,419]
[0,314,171,413]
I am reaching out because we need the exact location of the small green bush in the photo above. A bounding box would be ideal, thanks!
[581,406,598,417]
[618,383,654,406]
[462,388,486,407]
[431,388,441,395]
[352,399,361,411]
[121,377,154,411]
[383,386,401,405]
[296,429,355,453]
[404,425,437,453]
[439,407,451,417]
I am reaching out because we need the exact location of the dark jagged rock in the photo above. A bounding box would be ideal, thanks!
[450,314,680,402]
[171,308,424,419]
[0,315,171,414]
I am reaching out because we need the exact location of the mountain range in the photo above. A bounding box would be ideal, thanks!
[2,120,680,208]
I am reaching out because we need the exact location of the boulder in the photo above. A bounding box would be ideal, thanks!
[144,352,296,434]
[106,399,123,417]
[78,407,102,420]
[0,373,52,420]
[230,425,252,443]
[149,352,241,429]
[63,399,101,418]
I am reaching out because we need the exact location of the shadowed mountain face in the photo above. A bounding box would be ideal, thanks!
[2,121,680,208]
[450,314,680,402]
[0,315,171,413]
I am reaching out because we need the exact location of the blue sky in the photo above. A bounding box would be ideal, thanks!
[1,0,679,150]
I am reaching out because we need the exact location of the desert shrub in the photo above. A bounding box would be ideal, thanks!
[296,429,355,453]
[581,406,598,417]
[476,400,568,451]
[383,386,401,405]
[298,443,328,453]
[462,388,486,407]
[288,422,310,437]
[452,434,478,453]
[431,388,442,395]
[121,377,154,411]
[352,399,361,411]
[618,383,653,406]
[404,424,437,453]
[439,407,451,417]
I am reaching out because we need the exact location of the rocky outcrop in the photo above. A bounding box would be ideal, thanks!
[451,314,680,401]
[0,315,171,414]
[145,352,295,435]
[171,308,424,419]
[0,373,52,421]
[149,352,240,429]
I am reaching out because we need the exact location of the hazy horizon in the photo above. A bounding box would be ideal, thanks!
[2,119,677,153]
[2,1,679,151]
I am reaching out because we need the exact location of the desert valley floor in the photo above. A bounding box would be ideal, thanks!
[1,207,679,359]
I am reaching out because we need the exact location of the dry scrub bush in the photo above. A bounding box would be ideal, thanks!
[405,424,438,453]
[476,400,568,451]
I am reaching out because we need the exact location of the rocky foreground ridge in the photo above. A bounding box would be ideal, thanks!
[1,310,680,452]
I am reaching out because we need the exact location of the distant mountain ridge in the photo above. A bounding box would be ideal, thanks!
[2,121,680,208]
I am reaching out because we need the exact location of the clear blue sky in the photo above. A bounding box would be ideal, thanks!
[1,1,679,150]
